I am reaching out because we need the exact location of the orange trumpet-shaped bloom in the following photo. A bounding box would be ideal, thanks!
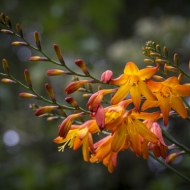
[111,110,160,154]
[54,120,99,161]
[111,62,159,111]
[142,77,190,125]
[90,135,117,173]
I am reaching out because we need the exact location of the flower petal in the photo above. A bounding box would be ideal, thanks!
[130,86,141,111]
[111,84,131,105]
[138,64,159,80]
[141,100,159,111]
[124,62,139,75]
[172,85,190,96]
[138,81,157,101]
[111,74,129,85]
[171,96,187,118]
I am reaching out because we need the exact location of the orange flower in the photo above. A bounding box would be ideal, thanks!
[90,135,117,173]
[58,113,83,138]
[142,77,190,125]
[54,120,99,161]
[65,80,93,94]
[111,110,160,154]
[111,62,159,111]
[144,120,167,159]
[87,89,116,130]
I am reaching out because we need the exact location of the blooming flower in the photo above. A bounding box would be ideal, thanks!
[90,135,118,173]
[142,76,190,125]
[54,120,99,161]
[111,62,159,111]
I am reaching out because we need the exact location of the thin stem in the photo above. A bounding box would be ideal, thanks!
[162,129,190,154]
[149,152,190,182]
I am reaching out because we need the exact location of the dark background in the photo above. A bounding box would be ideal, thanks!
[1,0,190,189]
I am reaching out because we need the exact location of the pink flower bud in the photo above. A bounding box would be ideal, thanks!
[35,106,59,116]
[1,78,16,83]
[19,92,37,99]
[46,69,71,76]
[30,56,48,61]
[101,70,113,83]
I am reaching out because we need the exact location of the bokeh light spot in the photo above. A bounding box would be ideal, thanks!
[17,47,31,62]
[3,130,20,146]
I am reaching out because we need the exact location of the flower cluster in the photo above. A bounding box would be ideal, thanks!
[1,13,190,176]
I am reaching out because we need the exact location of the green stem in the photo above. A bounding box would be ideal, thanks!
[149,152,190,182]
[162,129,190,154]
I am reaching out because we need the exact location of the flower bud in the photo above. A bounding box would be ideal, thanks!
[24,69,32,88]
[156,44,161,53]
[1,78,15,83]
[58,113,83,138]
[65,96,79,108]
[65,80,92,94]
[35,106,59,116]
[19,92,37,99]
[45,83,56,102]
[163,46,168,58]
[34,31,41,50]
[144,59,154,64]
[150,52,161,57]
[165,151,185,164]
[101,70,113,83]
[1,29,13,34]
[5,16,12,29]
[2,59,9,74]
[11,41,27,46]
[152,75,165,81]
[75,59,89,75]
[174,53,179,66]
[53,44,65,65]
[46,69,71,76]
[47,116,59,121]
[164,65,179,73]
[177,73,183,83]
[155,59,169,64]
[16,23,23,37]
[30,56,48,61]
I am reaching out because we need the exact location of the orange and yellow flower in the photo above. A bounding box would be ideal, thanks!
[54,120,99,161]
[142,76,190,125]
[111,62,159,111]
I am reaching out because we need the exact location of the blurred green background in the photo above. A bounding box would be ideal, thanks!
[1,0,190,189]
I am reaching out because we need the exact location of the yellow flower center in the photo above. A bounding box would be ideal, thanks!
[160,86,171,98]
[127,75,140,86]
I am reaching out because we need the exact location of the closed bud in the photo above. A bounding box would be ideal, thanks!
[12,41,27,46]
[35,106,59,116]
[1,29,13,34]
[53,44,65,65]
[144,59,154,64]
[75,59,89,75]
[150,52,161,58]
[174,53,179,66]
[65,96,79,108]
[178,73,183,83]
[65,80,92,94]
[163,46,168,58]
[164,65,179,73]
[2,59,9,74]
[101,70,113,83]
[183,83,190,88]
[1,13,5,20]
[45,83,56,102]
[30,56,48,61]
[156,44,161,53]
[16,23,23,37]
[165,151,185,164]
[58,113,83,138]
[155,59,169,64]
[1,78,15,83]
[46,69,71,76]
[24,69,32,88]
[34,31,41,50]
[47,116,59,121]
[82,93,92,98]
[19,92,37,99]
[5,16,12,29]
[152,75,165,81]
